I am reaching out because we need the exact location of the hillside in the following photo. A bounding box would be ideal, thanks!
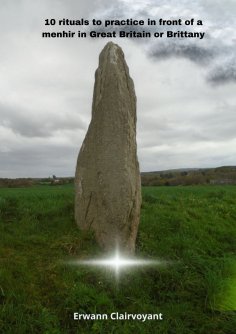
[1,166,236,188]
[141,166,236,186]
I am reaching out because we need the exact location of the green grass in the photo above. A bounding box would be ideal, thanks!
[0,185,235,333]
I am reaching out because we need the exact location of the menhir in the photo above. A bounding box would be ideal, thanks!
[75,42,141,254]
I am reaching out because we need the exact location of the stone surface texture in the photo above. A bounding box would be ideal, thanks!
[75,42,141,254]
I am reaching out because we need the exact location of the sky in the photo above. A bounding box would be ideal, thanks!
[0,0,236,177]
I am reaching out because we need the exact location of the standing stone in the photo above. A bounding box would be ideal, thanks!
[75,42,141,254]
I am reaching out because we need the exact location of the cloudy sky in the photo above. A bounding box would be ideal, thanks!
[0,0,236,177]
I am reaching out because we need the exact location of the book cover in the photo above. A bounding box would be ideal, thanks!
[0,1,235,333]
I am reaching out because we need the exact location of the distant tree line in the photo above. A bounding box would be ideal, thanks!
[1,167,236,188]
[0,177,74,188]
[141,166,236,186]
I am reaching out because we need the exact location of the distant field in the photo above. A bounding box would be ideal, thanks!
[0,185,235,333]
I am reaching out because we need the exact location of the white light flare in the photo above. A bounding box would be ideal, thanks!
[67,249,168,281]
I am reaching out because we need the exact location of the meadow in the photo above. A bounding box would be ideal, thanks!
[0,185,235,333]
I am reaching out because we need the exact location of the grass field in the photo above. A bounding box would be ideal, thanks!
[0,185,235,333]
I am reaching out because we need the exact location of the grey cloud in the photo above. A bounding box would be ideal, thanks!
[149,43,214,65]
[0,144,78,178]
[194,103,236,140]
[0,0,236,177]
[138,99,236,152]
[0,103,86,138]
[90,0,236,84]
[207,57,236,84]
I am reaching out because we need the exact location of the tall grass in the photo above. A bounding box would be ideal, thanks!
[0,185,235,333]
